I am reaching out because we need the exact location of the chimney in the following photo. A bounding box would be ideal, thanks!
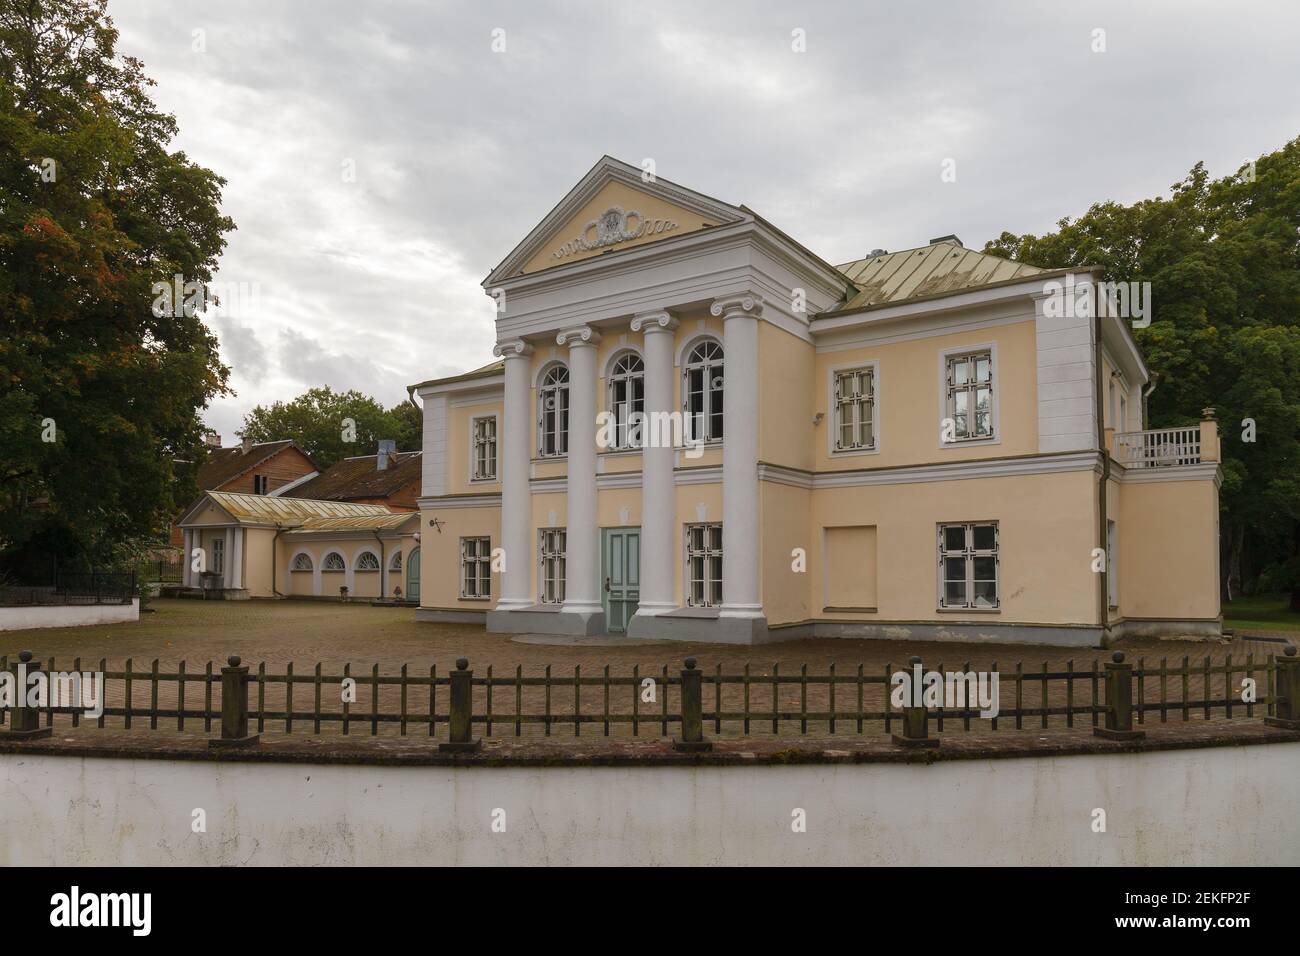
[240,437,254,454]
[204,434,223,448]
[377,439,397,471]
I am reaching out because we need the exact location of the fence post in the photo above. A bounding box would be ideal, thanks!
[439,657,481,752]
[673,657,712,752]
[209,655,259,748]
[0,650,52,740]
[892,656,939,748]
[1094,651,1144,740]
[1265,644,1300,729]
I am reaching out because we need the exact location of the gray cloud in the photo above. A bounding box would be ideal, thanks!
[109,0,1300,440]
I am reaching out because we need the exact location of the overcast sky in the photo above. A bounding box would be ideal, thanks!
[110,0,1300,443]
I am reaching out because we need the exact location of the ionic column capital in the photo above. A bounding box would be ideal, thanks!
[630,310,679,335]
[556,325,602,348]
[492,338,533,360]
[710,294,764,321]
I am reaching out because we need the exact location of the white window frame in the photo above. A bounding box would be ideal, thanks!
[253,474,268,495]
[459,536,492,600]
[684,522,723,608]
[828,360,880,457]
[681,339,724,445]
[538,528,566,605]
[937,521,999,611]
[470,414,498,482]
[290,552,313,572]
[606,351,646,450]
[937,343,999,448]
[211,537,225,575]
[322,551,345,572]
[355,551,381,572]
[537,364,569,458]
[389,551,402,572]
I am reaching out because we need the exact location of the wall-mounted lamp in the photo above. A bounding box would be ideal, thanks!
[812,412,825,426]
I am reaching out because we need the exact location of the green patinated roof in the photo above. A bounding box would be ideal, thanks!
[829,239,1048,314]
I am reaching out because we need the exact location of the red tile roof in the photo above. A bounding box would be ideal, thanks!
[195,441,313,491]
[282,451,421,504]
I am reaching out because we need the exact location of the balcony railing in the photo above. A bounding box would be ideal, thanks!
[1113,426,1202,468]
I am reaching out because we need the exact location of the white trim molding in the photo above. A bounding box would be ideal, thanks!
[757,451,1104,490]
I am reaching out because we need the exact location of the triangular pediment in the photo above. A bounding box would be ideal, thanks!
[486,157,748,283]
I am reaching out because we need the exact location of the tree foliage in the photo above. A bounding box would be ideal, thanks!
[986,138,1300,601]
[239,386,421,470]
[0,0,234,574]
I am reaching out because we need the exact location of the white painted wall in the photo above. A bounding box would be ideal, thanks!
[0,600,139,632]
[1,743,1295,865]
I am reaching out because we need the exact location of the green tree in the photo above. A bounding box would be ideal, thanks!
[239,386,420,469]
[986,138,1300,606]
[0,0,234,574]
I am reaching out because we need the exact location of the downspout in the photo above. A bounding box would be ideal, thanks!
[1142,373,1159,429]
[272,524,286,598]
[1094,286,1111,646]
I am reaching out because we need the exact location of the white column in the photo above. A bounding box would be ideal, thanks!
[557,325,603,618]
[230,527,243,589]
[630,311,679,621]
[222,527,235,589]
[712,294,764,621]
[491,338,535,612]
[181,529,193,587]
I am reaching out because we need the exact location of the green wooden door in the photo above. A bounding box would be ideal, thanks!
[601,528,640,634]
[406,547,420,603]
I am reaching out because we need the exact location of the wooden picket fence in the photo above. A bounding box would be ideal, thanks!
[1,646,1297,750]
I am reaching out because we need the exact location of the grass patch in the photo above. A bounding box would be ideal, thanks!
[1223,593,1300,633]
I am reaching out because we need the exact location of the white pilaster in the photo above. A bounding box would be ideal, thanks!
[182,529,194,587]
[629,311,679,620]
[492,338,535,611]
[222,527,235,589]
[230,527,243,589]
[557,325,603,617]
[713,295,764,622]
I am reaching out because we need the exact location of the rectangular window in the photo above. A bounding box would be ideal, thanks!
[945,350,994,441]
[253,474,268,495]
[539,528,566,604]
[833,366,875,451]
[472,416,497,481]
[460,537,491,600]
[211,537,225,575]
[685,523,723,608]
[938,522,998,610]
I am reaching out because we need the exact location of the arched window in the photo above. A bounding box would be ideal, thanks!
[355,551,380,571]
[322,552,346,572]
[683,340,724,442]
[607,353,645,449]
[389,551,402,572]
[538,365,569,457]
[291,553,313,572]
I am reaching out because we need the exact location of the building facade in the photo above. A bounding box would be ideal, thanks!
[176,492,419,601]
[412,157,1222,646]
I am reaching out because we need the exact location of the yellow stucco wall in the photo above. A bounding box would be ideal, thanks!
[758,323,815,471]
[445,399,504,497]
[1116,478,1221,621]
[812,319,1040,471]
[798,470,1100,627]
[419,506,501,609]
